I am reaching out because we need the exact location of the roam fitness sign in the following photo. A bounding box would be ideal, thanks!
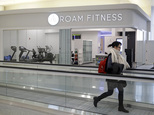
[48,12,123,26]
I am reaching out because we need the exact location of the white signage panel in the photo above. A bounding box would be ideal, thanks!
[48,10,132,27]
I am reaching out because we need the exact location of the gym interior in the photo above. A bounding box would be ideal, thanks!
[3,27,142,67]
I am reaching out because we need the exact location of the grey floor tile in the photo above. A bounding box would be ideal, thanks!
[0,87,154,115]
[0,103,54,115]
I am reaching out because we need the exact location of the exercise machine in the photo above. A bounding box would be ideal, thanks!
[10,46,17,61]
[4,46,17,61]
[32,45,55,63]
[19,46,31,61]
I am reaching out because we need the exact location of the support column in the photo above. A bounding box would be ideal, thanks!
[146,21,151,64]
[0,29,3,61]
[16,30,19,61]
[122,28,127,58]
[59,29,71,65]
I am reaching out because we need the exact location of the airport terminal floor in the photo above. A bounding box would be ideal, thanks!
[0,62,154,115]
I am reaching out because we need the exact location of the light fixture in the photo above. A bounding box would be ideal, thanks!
[71,109,76,113]
[92,86,96,88]
[81,95,85,98]
[48,105,59,110]
[30,87,34,90]
[87,95,91,98]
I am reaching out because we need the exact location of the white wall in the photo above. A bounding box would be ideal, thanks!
[135,29,147,64]
[136,41,143,63]
[45,33,59,54]
[104,36,117,54]
[146,41,154,64]
[3,31,11,57]
[3,30,17,58]
[82,31,98,59]
[150,6,154,40]
[132,12,148,31]
[27,30,37,52]
[27,30,59,54]
[18,30,27,48]
[72,31,127,59]
[72,31,98,59]
[36,30,46,48]
[145,7,154,64]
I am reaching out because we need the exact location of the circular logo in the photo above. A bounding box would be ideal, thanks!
[48,13,59,26]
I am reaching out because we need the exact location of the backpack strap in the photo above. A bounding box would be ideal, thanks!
[105,53,112,73]
[105,53,124,74]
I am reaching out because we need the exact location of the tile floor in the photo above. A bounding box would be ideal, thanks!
[0,87,153,115]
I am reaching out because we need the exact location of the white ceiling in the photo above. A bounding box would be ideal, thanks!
[152,0,154,6]
[0,0,153,6]
[0,0,44,5]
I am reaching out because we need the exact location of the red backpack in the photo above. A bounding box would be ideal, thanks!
[98,58,107,73]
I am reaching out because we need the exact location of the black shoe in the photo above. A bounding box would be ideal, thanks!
[118,107,129,113]
[93,97,98,107]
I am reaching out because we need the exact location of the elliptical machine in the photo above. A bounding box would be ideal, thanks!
[32,45,55,63]
[44,45,55,63]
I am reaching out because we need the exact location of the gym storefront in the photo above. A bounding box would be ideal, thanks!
[0,4,150,66]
